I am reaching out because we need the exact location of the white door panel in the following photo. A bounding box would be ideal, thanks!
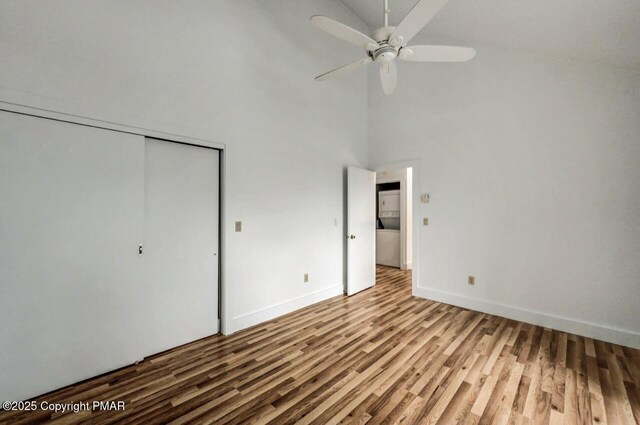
[347,167,376,296]
[0,111,145,401]
[142,139,219,356]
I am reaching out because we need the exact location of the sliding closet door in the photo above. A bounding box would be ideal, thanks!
[142,139,219,356]
[0,111,145,401]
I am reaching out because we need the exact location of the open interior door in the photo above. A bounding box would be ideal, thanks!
[347,167,376,295]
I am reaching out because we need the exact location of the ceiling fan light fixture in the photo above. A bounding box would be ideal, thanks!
[366,42,380,51]
[399,48,413,59]
[389,36,405,47]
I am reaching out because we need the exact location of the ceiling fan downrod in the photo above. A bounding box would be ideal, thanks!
[383,0,390,27]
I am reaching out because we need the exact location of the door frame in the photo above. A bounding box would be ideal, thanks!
[372,159,420,296]
[0,101,228,334]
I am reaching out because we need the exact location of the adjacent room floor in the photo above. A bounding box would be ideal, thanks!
[2,266,639,424]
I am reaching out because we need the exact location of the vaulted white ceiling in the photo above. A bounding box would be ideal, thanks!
[340,0,640,69]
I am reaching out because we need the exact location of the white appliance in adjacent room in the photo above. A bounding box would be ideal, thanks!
[376,229,401,267]
[379,190,400,221]
[376,189,401,267]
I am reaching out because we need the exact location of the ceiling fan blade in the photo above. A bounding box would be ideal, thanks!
[390,0,451,45]
[379,61,397,95]
[310,15,377,48]
[400,45,476,62]
[315,57,373,82]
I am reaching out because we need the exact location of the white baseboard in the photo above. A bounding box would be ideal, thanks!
[415,287,640,349]
[229,285,344,334]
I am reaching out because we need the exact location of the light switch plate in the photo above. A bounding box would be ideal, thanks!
[304,273,309,283]
[235,221,242,232]
[468,276,475,285]
[421,193,430,203]
[423,217,429,226]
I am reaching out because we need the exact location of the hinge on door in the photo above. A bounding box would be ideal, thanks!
[139,244,143,256]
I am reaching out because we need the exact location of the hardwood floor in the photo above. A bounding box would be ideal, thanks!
[2,265,639,424]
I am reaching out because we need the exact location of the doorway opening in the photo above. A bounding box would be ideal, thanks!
[375,167,413,289]
[345,164,416,297]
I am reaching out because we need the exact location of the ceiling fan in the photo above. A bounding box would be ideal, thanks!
[310,0,476,94]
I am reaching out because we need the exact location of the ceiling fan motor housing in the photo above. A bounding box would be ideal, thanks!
[372,26,395,43]
[372,46,397,63]
[370,26,400,63]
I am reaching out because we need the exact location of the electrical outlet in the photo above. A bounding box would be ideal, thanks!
[423,217,429,226]
[468,276,475,285]
[304,273,309,283]
[235,221,242,232]
[421,193,430,203]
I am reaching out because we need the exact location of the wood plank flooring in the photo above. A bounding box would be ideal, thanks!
[2,266,639,424]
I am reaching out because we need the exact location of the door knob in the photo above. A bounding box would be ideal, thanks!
[349,235,356,239]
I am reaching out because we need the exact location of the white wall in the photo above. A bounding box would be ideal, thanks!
[0,0,369,334]
[3,1,639,351]
[369,41,640,348]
